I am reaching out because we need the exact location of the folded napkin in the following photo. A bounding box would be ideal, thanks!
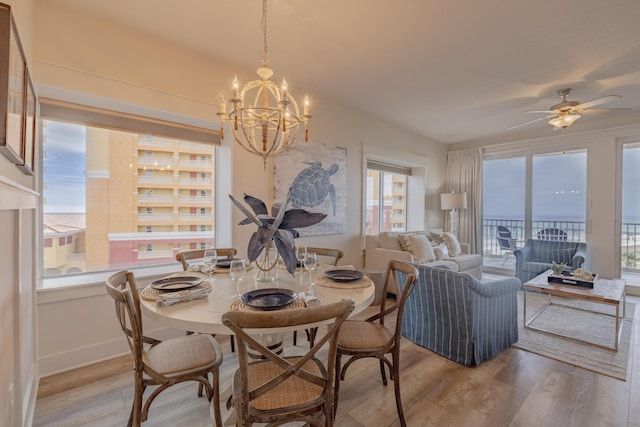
[187,264,215,274]
[298,292,321,307]
[156,287,211,307]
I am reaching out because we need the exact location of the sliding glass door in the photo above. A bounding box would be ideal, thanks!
[483,149,587,273]
[621,142,640,285]
[483,156,525,270]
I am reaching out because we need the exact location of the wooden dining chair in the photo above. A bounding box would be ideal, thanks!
[176,247,238,353]
[333,260,419,427]
[105,270,223,427]
[305,247,344,266]
[222,300,354,427]
[175,247,237,271]
[293,246,344,347]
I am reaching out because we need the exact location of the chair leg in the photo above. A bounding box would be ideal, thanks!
[379,359,388,386]
[230,335,235,353]
[131,381,143,427]
[392,351,406,427]
[210,368,222,427]
[293,330,298,346]
[333,353,342,415]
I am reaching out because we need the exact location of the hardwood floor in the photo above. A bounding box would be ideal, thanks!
[34,293,640,427]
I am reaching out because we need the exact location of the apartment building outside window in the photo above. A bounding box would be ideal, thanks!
[40,100,220,285]
[366,160,410,234]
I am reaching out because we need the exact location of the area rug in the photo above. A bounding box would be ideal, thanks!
[514,290,634,381]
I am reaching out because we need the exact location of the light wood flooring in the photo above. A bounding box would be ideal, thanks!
[34,291,640,427]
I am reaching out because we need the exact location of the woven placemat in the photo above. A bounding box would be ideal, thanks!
[141,281,211,301]
[313,274,372,289]
[229,298,305,311]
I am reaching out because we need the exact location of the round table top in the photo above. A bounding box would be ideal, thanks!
[140,268,375,335]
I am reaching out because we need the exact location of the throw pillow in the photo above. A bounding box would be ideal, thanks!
[434,242,449,260]
[405,234,436,263]
[397,233,413,252]
[442,232,462,256]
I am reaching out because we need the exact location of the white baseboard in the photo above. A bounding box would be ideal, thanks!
[38,327,182,377]
[24,368,38,427]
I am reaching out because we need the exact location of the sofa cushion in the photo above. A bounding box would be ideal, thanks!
[442,232,463,256]
[451,254,481,271]
[378,232,403,252]
[434,243,449,260]
[522,261,550,273]
[531,241,578,264]
[405,234,436,263]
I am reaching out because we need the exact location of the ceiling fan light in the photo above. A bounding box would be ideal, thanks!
[549,113,581,129]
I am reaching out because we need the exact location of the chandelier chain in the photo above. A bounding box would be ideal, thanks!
[260,0,270,65]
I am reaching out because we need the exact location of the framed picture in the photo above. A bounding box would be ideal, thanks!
[0,3,26,164]
[274,142,347,236]
[17,69,35,174]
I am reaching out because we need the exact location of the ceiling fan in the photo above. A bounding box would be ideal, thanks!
[508,88,628,130]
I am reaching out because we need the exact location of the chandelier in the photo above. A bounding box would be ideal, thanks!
[218,0,311,167]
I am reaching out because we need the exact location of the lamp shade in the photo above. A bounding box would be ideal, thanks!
[441,192,467,210]
[549,113,580,129]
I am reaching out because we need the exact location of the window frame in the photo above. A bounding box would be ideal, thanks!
[38,98,222,290]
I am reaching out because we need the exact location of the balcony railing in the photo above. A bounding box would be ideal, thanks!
[484,218,640,270]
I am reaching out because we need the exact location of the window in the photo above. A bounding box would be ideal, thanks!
[40,100,220,285]
[621,142,640,284]
[483,149,586,272]
[366,161,410,235]
[200,208,206,215]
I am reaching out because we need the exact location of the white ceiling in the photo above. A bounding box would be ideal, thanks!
[44,0,640,144]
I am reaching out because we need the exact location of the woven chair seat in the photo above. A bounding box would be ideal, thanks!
[144,334,222,376]
[236,357,324,411]
[337,320,392,350]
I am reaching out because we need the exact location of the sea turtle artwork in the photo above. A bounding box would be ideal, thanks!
[288,162,339,216]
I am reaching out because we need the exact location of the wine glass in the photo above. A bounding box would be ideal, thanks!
[304,252,318,286]
[295,246,307,282]
[203,249,217,284]
[229,259,246,300]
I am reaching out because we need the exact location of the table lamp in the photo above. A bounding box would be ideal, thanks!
[441,192,467,235]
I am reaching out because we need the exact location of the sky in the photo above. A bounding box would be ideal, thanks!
[43,121,86,213]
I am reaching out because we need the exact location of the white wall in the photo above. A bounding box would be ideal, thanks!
[0,1,39,426]
[31,2,447,376]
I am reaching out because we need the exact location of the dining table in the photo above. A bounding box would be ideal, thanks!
[139,264,376,335]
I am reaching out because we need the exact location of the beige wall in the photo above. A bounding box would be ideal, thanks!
[31,1,447,377]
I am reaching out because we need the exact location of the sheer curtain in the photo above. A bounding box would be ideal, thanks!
[444,148,483,253]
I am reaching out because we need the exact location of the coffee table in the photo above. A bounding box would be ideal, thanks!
[523,269,626,351]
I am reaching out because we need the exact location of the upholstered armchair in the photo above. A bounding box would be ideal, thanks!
[514,238,587,284]
[399,265,520,366]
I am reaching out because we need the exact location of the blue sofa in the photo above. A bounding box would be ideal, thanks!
[514,238,587,284]
[397,265,520,366]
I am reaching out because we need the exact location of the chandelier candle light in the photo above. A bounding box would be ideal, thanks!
[217,0,311,168]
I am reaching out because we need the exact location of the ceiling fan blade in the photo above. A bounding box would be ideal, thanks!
[525,110,554,114]
[577,95,622,110]
[581,107,632,114]
[507,115,556,130]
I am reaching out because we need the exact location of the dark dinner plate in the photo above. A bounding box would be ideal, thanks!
[216,258,241,268]
[241,288,297,311]
[150,276,202,291]
[323,269,365,283]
